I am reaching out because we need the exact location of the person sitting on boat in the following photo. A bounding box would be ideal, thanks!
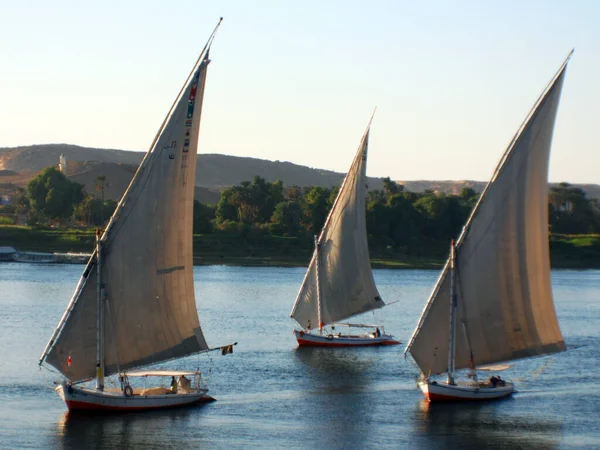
[489,376,499,388]
[376,327,381,337]
[497,375,505,387]
[178,375,191,393]
[170,376,178,394]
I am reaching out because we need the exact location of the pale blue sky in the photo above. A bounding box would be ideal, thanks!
[1,1,598,183]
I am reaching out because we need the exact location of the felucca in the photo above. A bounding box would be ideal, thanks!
[404,51,572,402]
[38,19,236,412]
[290,115,400,347]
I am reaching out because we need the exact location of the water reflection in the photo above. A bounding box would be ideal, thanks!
[294,347,379,448]
[2,266,597,448]
[412,399,561,450]
[55,406,213,448]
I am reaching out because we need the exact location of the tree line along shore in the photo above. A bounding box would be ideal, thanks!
[0,225,599,268]
[0,166,599,268]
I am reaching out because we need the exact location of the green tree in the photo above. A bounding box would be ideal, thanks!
[458,187,479,209]
[287,185,303,201]
[549,182,597,234]
[193,201,216,234]
[302,186,330,233]
[26,167,84,221]
[382,177,403,196]
[327,186,340,209]
[230,181,259,223]
[216,189,238,224]
[73,196,117,226]
[217,177,285,225]
[96,175,108,225]
[271,200,303,236]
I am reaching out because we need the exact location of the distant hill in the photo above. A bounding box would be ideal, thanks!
[0,144,598,202]
[397,179,600,201]
[65,160,222,204]
[0,144,384,202]
[0,144,143,171]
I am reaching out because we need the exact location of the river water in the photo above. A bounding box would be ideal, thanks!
[0,263,598,449]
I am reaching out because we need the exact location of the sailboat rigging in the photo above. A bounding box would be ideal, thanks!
[404,51,573,402]
[38,18,235,412]
[290,115,400,347]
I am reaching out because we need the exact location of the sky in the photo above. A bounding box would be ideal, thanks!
[1,0,599,183]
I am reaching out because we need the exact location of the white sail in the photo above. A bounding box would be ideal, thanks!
[290,124,384,329]
[406,54,571,375]
[41,46,214,383]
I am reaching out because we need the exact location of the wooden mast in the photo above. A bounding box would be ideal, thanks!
[315,235,323,334]
[95,229,105,390]
[447,240,457,385]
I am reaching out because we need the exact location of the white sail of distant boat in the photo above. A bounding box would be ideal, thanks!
[404,50,573,402]
[290,116,400,347]
[38,18,235,412]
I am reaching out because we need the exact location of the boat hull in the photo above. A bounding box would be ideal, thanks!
[294,330,400,347]
[418,380,514,402]
[56,383,214,412]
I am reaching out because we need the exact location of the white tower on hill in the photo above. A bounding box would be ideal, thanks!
[58,154,68,175]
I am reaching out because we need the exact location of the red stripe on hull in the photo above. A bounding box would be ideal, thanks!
[65,395,216,412]
[296,338,400,347]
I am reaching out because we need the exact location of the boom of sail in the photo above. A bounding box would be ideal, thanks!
[290,121,384,329]
[39,33,218,383]
[405,52,572,376]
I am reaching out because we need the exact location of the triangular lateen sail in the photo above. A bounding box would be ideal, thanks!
[290,119,384,329]
[405,52,572,375]
[39,31,220,382]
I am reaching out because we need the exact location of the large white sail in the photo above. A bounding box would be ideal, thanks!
[41,46,214,383]
[290,125,384,329]
[405,56,571,375]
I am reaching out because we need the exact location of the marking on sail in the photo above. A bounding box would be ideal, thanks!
[181,153,188,169]
[157,266,185,275]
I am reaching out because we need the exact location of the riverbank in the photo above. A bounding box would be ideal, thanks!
[1,225,598,269]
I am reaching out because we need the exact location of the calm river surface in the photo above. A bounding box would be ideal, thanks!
[0,263,599,449]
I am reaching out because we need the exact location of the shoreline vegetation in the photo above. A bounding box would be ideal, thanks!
[2,168,599,269]
[1,225,599,269]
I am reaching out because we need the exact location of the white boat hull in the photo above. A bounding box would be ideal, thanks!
[418,380,514,402]
[56,383,214,412]
[294,329,400,347]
